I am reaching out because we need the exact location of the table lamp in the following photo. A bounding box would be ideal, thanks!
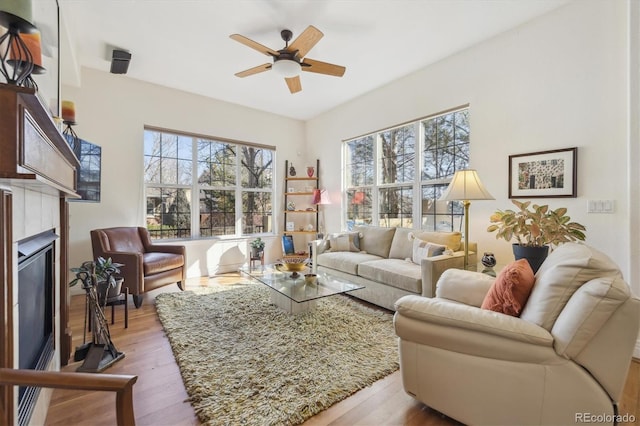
[439,169,494,269]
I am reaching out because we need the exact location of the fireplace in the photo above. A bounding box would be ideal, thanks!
[16,230,58,425]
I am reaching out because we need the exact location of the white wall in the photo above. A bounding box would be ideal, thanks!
[307,0,636,290]
[63,0,638,296]
[63,68,306,280]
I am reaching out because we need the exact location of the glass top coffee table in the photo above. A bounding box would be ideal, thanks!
[239,264,364,314]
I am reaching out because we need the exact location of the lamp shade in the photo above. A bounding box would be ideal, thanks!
[312,189,331,205]
[272,59,300,77]
[439,169,494,201]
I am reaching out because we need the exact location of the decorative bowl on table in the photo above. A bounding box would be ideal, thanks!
[275,257,309,278]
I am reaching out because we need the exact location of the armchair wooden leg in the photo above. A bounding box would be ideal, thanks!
[177,281,184,291]
[132,294,143,309]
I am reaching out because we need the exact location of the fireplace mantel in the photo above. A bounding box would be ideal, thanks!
[0,83,79,425]
[0,83,78,195]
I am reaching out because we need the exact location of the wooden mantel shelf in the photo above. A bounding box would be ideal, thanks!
[0,83,79,196]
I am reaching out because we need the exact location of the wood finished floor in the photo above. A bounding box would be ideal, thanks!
[45,274,640,426]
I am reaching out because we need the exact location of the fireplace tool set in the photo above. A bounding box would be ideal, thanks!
[73,261,124,372]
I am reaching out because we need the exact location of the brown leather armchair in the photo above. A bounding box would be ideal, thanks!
[91,227,186,308]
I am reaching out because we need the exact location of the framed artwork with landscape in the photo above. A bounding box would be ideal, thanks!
[509,147,577,198]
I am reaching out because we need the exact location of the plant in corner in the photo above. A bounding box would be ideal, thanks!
[487,199,586,272]
[250,237,265,258]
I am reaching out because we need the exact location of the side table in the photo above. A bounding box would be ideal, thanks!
[249,251,264,272]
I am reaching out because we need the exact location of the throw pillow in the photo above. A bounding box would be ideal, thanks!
[411,239,446,264]
[481,259,536,317]
[327,233,360,252]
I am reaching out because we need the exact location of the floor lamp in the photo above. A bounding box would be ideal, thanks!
[312,189,331,238]
[439,169,494,269]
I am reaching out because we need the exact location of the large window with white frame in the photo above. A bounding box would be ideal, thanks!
[144,128,274,239]
[343,107,469,231]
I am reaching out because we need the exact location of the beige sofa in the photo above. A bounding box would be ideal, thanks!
[394,242,640,425]
[314,225,476,311]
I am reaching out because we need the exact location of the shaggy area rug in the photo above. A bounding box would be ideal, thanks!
[155,282,399,426]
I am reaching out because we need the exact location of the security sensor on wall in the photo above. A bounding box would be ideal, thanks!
[110,49,131,74]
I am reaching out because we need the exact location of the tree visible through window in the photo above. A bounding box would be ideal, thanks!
[144,129,274,239]
[343,107,469,231]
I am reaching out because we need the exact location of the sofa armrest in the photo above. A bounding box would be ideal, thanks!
[394,295,554,363]
[420,252,465,297]
[146,243,185,256]
[435,269,495,307]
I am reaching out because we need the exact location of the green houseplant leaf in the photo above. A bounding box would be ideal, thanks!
[487,199,586,248]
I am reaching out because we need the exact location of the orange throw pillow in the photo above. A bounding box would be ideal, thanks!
[481,259,536,317]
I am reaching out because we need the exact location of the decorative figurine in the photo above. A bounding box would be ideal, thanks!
[482,252,497,268]
[307,166,315,177]
[289,165,296,176]
[287,201,296,211]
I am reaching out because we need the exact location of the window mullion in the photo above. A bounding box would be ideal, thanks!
[189,136,198,238]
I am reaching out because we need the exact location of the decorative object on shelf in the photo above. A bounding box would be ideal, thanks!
[286,221,294,231]
[0,10,38,86]
[508,147,577,198]
[487,199,586,273]
[282,235,295,255]
[439,169,494,269]
[286,200,295,211]
[250,237,265,258]
[481,252,497,268]
[307,166,315,177]
[289,164,296,176]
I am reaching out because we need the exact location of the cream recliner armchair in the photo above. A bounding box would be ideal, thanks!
[394,243,640,426]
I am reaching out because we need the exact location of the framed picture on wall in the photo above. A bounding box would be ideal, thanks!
[509,147,577,198]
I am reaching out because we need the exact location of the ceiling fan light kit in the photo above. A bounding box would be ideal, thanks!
[272,59,300,77]
[230,25,346,94]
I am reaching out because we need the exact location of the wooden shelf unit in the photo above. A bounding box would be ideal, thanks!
[283,160,319,254]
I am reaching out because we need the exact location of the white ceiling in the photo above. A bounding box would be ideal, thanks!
[58,0,569,121]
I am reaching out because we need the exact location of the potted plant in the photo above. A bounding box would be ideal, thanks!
[250,237,265,258]
[487,200,586,272]
[69,257,125,303]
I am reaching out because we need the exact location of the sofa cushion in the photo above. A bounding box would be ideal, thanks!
[412,239,446,264]
[481,259,535,317]
[316,251,383,275]
[101,227,145,253]
[388,227,414,259]
[355,226,396,258]
[412,231,462,252]
[520,243,622,330]
[328,233,360,252]
[358,259,422,293]
[143,252,184,275]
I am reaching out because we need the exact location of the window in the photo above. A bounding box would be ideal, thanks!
[144,128,274,239]
[343,107,469,231]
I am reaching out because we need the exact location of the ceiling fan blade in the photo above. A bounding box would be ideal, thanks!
[230,34,279,57]
[301,58,346,77]
[235,63,272,78]
[285,76,302,94]
[287,25,323,58]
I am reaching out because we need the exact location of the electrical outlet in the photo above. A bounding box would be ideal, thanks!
[587,200,615,213]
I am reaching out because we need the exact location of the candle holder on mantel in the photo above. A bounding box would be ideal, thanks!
[62,121,80,154]
[0,11,38,86]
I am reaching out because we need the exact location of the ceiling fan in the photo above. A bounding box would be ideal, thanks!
[230,25,346,94]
